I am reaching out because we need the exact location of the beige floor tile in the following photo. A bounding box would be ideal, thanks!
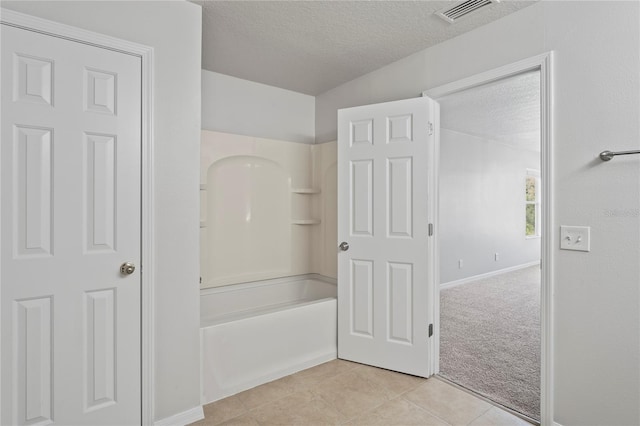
[291,359,360,389]
[403,379,492,426]
[354,364,426,399]
[251,390,345,425]
[250,389,316,414]
[188,417,213,426]
[347,397,449,426]
[217,413,260,426]
[236,375,302,409]
[201,395,247,426]
[313,369,390,420]
[468,407,533,426]
[197,361,510,426]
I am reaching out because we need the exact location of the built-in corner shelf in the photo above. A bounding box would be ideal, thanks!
[291,188,321,225]
[291,188,321,194]
[200,221,207,228]
[292,219,321,225]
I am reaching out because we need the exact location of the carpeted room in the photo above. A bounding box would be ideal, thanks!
[436,70,542,422]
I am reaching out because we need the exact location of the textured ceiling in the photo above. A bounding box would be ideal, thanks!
[440,70,541,152]
[193,0,539,95]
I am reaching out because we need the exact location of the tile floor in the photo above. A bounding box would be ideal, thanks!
[190,359,532,426]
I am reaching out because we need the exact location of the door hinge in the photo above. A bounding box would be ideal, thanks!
[428,324,433,337]
[428,223,434,236]
[428,122,434,136]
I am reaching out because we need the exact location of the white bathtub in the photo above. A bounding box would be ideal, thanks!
[200,275,337,404]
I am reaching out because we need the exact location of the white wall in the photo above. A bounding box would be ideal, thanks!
[202,70,315,144]
[1,1,203,422]
[316,2,640,424]
[440,129,540,283]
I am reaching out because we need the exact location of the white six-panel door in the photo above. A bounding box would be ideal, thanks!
[1,24,142,425]
[337,97,438,377]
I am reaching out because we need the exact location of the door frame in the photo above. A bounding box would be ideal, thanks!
[423,52,554,425]
[0,9,156,425]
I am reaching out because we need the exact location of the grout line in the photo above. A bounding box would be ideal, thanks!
[398,377,500,425]
[434,375,538,425]
[334,365,426,424]
[316,366,389,424]
[213,411,257,426]
[465,405,494,426]
[399,395,454,426]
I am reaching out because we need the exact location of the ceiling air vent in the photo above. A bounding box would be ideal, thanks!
[435,0,500,23]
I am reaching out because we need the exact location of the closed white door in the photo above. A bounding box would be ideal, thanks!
[1,24,142,425]
[337,97,438,377]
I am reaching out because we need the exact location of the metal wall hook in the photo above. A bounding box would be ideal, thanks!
[599,149,640,161]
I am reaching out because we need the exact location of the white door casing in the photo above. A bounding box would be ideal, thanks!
[1,23,142,425]
[337,97,438,377]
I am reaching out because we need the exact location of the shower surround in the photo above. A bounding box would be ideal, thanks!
[200,130,337,288]
[199,130,338,403]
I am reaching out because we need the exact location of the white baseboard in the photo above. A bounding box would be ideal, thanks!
[553,422,563,426]
[440,261,540,290]
[155,406,204,426]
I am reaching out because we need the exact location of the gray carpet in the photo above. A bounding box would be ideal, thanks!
[440,266,540,420]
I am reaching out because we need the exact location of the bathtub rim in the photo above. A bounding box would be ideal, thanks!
[200,273,336,296]
[200,274,337,327]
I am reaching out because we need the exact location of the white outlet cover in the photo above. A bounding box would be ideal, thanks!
[560,225,591,252]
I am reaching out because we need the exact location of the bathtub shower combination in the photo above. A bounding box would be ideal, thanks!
[199,131,338,404]
[200,275,337,404]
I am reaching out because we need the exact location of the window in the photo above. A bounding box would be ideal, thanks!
[526,170,540,237]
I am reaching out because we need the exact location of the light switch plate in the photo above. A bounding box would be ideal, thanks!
[560,225,591,252]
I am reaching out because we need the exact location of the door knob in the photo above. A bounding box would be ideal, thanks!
[339,242,350,251]
[120,262,136,275]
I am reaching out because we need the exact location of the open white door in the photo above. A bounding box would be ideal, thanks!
[337,97,438,377]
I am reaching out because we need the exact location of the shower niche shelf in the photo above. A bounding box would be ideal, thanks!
[291,188,321,194]
[291,187,321,225]
[292,219,321,225]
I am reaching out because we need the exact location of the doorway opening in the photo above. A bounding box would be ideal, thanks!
[434,70,542,422]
